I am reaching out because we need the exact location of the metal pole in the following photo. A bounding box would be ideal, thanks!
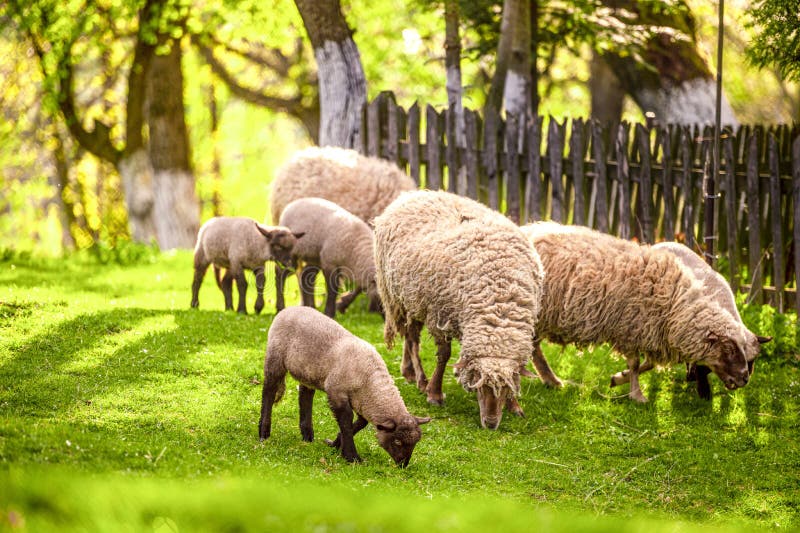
[705,0,725,266]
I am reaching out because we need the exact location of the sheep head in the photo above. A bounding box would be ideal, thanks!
[455,358,521,430]
[375,414,430,468]
[255,223,304,266]
[700,332,750,390]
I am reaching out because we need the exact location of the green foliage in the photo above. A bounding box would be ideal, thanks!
[1,253,799,530]
[739,296,799,360]
[745,0,800,82]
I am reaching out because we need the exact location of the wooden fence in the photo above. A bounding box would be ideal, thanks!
[359,91,800,314]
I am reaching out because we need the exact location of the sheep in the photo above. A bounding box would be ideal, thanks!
[652,241,771,399]
[275,197,382,318]
[270,147,416,227]
[258,306,431,466]
[520,221,751,403]
[191,216,303,314]
[373,190,551,429]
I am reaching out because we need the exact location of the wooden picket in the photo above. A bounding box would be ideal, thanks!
[360,96,800,310]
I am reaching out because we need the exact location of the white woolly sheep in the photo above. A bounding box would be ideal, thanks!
[652,241,771,399]
[259,306,430,466]
[191,217,303,314]
[520,221,751,403]
[374,190,549,429]
[275,197,382,318]
[270,146,416,226]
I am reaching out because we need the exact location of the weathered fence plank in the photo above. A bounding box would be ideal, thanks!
[407,103,421,186]
[769,135,785,312]
[464,109,480,201]
[484,108,501,210]
[723,133,739,293]
[525,115,544,223]
[746,133,763,303]
[591,121,609,233]
[570,118,586,226]
[660,127,676,240]
[637,124,654,243]
[426,104,443,190]
[616,123,632,240]
[548,117,566,223]
[505,113,522,223]
[794,136,800,316]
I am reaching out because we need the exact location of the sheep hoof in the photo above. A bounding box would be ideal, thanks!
[629,390,648,403]
[427,394,445,406]
[545,377,564,389]
[343,453,363,463]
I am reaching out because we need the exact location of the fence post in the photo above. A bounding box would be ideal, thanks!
[723,132,739,293]
[426,104,443,190]
[484,107,501,210]
[505,113,522,223]
[660,127,675,240]
[746,133,763,304]
[680,127,695,250]
[407,103,421,186]
[591,120,609,233]
[525,115,543,223]
[570,118,586,226]
[445,103,459,193]
[769,134,785,312]
[464,109,480,201]
[637,124,654,243]
[548,117,566,223]
[616,122,631,240]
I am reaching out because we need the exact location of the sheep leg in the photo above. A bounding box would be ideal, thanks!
[299,265,319,308]
[325,415,368,449]
[221,270,235,311]
[234,269,248,314]
[625,356,648,403]
[323,268,340,318]
[610,359,654,387]
[328,396,361,463]
[695,365,713,400]
[402,321,428,392]
[191,260,209,309]
[531,341,563,388]
[253,267,266,314]
[336,288,362,314]
[298,385,315,442]
[274,263,289,313]
[426,340,451,406]
[258,371,285,441]
[505,396,525,417]
[686,362,698,382]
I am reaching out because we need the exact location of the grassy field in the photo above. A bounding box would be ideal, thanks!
[1,251,798,531]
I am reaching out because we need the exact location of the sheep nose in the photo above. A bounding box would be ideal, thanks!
[482,418,500,430]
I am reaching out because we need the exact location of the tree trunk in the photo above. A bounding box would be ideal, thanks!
[485,0,515,116]
[589,51,626,125]
[530,0,539,115]
[503,0,531,118]
[444,0,466,194]
[598,0,737,125]
[118,149,157,242]
[294,0,366,148]
[147,40,200,249]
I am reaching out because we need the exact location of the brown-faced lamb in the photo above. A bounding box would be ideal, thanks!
[520,221,751,403]
[258,306,430,466]
[652,241,771,399]
[270,146,416,226]
[374,190,554,429]
[275,197,382,318]
[191,216,303,314]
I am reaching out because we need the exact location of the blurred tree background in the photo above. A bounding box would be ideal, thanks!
[0,0,798,254]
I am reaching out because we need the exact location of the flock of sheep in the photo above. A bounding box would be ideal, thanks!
[190,146,770,467]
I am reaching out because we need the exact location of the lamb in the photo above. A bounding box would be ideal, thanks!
[520,221,751,403]
[374,190,552,429]
[258,306,431,466]
[275,197,382,318]
[270,146,416,226]
[191,216,303,314]
[652,241,771,399]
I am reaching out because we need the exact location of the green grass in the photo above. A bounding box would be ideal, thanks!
[1,252,799,531]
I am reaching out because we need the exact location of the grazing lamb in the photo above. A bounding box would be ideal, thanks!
[270,146,416,226]
[276,197,382,318]
[374,190,552,429]
[520,222,751,403]
[191,217,303,314]
[259,306,430,466]
[652,241,771,399]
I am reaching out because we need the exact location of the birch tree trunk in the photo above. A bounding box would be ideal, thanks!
[294,0,366,148]
[598,1,737,125]
[444,0,466,194]
[147,40,200,249]
[502,0,531,118]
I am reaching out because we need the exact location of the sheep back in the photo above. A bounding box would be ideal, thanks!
[270,147,416,224]
[195,216,296,270]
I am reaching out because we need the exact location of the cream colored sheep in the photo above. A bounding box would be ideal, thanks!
[521,222,751,403]
[191,217,303,314]
[374,190,551,429]
[652,241,771,399]
[259,306,430,466]
[275,197,381,318]
[270,146,415,225]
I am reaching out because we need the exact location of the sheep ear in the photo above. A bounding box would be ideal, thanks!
[757,335,772,345]
[706,331,721,343]
[255,223,274,239]
[415,416,432,425]
[293,231,306,240]
[376,420,396,432]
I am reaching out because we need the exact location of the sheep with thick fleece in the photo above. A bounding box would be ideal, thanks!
[191,217,303,314]
[652,241,771,399]
[259,306,430,466]
[374,190,552,429]
[520,222,751,402]
[270,146,416,225]
[276,197,381,318]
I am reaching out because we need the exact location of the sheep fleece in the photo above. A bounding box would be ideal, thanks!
[374,190,544,395]
[270,147,415,224]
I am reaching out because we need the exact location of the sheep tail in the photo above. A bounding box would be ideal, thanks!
[213,265,223,289]
[273,380,286,404]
